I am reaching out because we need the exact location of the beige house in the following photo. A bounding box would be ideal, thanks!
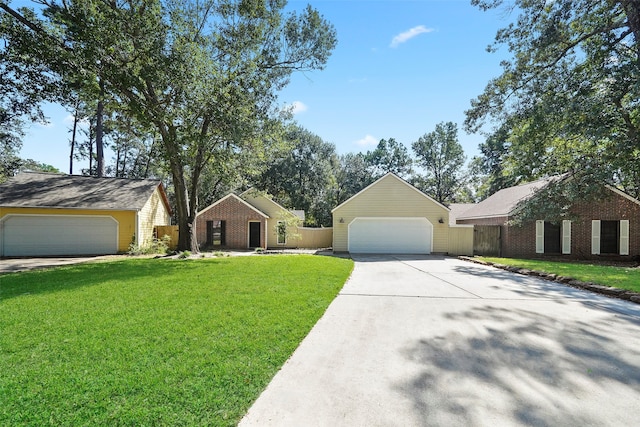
[332,173,473,255]
[0,172,172,257]
[196,189,332,250]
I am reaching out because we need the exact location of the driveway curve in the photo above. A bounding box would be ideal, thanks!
[240,255,640,427]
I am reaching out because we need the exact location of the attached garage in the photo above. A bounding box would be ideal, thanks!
[331,173,468,255]
[0,172,172,257]
[348,217,432,254]
[2,215,118,256]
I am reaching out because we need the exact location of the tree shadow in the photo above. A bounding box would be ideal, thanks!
[395,304,640,426]
[0,258,221,301]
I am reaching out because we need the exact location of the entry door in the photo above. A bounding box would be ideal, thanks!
[249,222,261,248]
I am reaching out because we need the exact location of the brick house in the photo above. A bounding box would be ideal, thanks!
[455,177,640,260]
[195,190,332,250]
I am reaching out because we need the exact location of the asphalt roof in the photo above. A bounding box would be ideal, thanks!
[457,177,557,220]
[0,172,167,211]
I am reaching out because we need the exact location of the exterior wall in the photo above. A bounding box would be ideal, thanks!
[195,197,266,249]
[288,227,333,249]
[332,175,450,253]
[448,226,474,256]
[137,187,172,246]
[0,207,136,253]
[461,191,640,260]
[242,192,302,249]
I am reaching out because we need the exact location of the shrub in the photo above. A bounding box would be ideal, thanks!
[128,235,172,255]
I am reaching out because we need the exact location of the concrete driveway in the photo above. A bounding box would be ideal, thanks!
[240,255,640,427]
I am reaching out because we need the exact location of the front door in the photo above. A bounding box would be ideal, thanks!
[249,222,261,248]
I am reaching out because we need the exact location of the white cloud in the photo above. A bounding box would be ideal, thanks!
[355,134,378,147]
[390,25,434,48]
[290,101,308,115]
[63,114,90,126]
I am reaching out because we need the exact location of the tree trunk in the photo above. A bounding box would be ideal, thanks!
[69,103,79,175]
[96,78,106,177]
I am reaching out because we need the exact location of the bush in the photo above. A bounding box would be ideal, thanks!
[128,235,172,255]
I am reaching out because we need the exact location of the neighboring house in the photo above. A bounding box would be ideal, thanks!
[195,190,332,250]
[0,172,172,257]
[332,173,473,255]
[456,176,640,259]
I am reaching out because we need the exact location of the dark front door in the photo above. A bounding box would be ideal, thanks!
[249,222,261,248]
[601,220,620,254]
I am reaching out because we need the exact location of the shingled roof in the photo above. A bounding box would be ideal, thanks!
[0,172,171,212]
[457,176,558,220]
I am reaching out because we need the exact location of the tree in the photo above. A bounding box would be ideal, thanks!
[333,152,375,205]
[0,5,62,181]
[2,0,337,251]
[256,125,338,227]
[364,138,413,178]
[465,0,640,200]
[412,122,467,204]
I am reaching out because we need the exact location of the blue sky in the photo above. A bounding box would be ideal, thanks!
[18,0,511,173]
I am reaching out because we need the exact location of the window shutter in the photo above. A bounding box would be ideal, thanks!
[620,220,630,256]
[591,220,601,255]
[536,220,544,254]
[562,220,571,255]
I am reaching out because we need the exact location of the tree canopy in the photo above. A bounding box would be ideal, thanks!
[466,0,640,201]
[1,0,337,250]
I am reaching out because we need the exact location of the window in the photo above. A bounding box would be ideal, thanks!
[277,221,286,245]
[206,220,225,246]
[592,220,629,255]
[536,220,571,254]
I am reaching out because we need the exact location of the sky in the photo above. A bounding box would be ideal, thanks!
[17,0,512,174]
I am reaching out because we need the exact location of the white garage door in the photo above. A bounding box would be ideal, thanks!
[348,217,432,254]
[2,215,118,256]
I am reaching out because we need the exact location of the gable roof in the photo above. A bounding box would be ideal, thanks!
[240,188,301,220]
[457,175,564,220]
[331,172,450,213]
[197,193,269,218]
[0,172,171,213]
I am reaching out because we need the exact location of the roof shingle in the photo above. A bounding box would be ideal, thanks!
[0,172,167,211]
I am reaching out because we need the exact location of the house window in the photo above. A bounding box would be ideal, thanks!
[277,221,286,244]
[600,221,619,254]
[206,220,226,246]
[536,220,571,254]
[543,222,561,254]
[592,220,629,255]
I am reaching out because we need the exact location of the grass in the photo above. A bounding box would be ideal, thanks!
[0,255,353,426]
[481,257,640,292]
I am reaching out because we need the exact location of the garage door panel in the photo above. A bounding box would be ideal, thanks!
[348,218,432,254]
[2,215,118,256]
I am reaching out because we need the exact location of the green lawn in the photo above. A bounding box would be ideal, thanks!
[481,257,640,292]
[0,255,353,426]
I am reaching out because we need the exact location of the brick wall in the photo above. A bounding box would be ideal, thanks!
[195,196,266,249]
[502,190,640,260]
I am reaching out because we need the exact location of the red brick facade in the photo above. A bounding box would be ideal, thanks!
[458,189,640,260]
[195,195,266,250]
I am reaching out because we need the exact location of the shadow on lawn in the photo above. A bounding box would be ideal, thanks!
[0,258,222,301]
[395,303,640,426]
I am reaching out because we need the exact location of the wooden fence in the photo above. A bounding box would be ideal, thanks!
[448,226,474,256]
[473,225,501,256]
[154,225,179,250]
[291,227,333,249]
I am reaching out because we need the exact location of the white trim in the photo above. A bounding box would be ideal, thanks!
[135,212,140,248]
[197,193,269,218]
[620,219,630,255]
[332,173,450,213]
[535,220,544,254]
[0,213,119,256]
[562,220,572,254]
[592,220,601,255]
